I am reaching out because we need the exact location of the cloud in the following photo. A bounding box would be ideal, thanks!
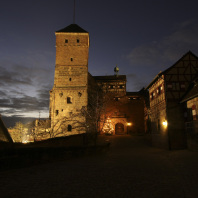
[0,65,33,87]
[0,95,48,111]
[0,54,53,117]
[127,19,198,71]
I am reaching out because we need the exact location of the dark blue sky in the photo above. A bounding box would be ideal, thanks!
[1,0,198,120]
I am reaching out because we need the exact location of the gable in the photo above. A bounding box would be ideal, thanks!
[165,51,198,81]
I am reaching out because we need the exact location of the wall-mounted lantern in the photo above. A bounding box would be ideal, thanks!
[162,120,168,127]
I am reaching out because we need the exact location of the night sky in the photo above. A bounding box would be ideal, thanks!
[1,0,198,125]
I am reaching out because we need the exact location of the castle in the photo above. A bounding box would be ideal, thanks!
[2,23,198,150]
[48,23,198,150]
[49,24,145,137]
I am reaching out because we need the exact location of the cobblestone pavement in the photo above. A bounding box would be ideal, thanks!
[1,135,198,198]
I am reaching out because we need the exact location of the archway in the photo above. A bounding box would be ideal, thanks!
[115,123,124,134]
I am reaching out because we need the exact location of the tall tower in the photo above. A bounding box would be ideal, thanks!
[50,24,89,136]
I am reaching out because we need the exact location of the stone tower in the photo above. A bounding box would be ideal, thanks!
[49,24,89,136]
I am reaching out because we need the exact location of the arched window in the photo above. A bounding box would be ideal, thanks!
[67,97,72,104]
[68,125,72,132]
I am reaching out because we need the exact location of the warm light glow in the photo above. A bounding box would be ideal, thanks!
[22,140,28,144]
[127,122,132,126]
[102,117,114,135]
[162,120,168,127]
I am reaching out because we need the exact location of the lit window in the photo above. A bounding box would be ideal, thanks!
[114,97,120,101]
[150,92,154,100]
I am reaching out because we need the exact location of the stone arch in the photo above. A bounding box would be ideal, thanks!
[115,123,124,134]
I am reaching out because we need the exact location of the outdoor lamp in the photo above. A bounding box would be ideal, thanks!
[162,120,168,127]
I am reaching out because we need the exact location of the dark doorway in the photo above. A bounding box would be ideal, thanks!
[115,123,124,134]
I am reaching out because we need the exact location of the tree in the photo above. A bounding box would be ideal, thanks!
[9,122,26,142]
[32,119,51,141]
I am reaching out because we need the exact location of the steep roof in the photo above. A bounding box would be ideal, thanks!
[145,71,163,90]
[0,116,13,143]
[56,24,88,33]
[163,51,198,74]
[146,51,198,89]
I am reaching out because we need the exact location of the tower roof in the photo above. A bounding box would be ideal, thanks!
[56,24,88,33]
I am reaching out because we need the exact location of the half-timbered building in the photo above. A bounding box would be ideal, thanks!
[181,78,198,148]
[146,51,198,149]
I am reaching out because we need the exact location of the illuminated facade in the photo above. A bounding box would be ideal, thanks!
[49,24,146,136]
[93,75,145,135]
[49,24,89,136]
[146,51,198,149]
[181,79,198,148]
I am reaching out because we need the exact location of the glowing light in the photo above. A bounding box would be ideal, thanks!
[162,120,168,127]
[103,117,114,135]
[127,122,132,126]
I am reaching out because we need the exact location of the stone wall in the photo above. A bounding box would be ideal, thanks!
[50,30,89,136]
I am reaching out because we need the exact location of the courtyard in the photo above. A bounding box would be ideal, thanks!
[0,135,198,198]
